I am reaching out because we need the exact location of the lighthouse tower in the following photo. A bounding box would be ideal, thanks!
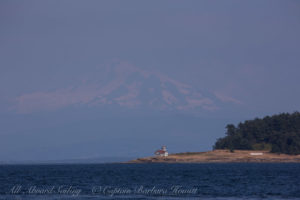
[154,145,169,157]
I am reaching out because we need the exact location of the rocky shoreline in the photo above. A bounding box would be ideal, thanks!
[128,150,300,163]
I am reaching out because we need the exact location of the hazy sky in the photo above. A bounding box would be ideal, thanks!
[0,0,300,161]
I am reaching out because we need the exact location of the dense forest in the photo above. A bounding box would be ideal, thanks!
[214,112,300,155]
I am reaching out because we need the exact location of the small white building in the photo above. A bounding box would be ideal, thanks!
[250,152,264,156]
[155,146,168,157]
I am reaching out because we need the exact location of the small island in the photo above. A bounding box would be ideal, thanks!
[129,112,300,163]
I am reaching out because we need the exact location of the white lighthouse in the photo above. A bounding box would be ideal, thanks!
[154,146,169,157]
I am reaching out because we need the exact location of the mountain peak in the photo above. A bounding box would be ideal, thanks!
[14,62,241,114]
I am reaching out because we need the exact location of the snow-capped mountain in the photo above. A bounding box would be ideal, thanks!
[14,62,241,114]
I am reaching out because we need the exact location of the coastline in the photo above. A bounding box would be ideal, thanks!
[127,150,300,163]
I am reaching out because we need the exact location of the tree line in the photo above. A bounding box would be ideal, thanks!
[214,112,300,155]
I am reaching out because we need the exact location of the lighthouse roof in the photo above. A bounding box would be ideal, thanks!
[155,150,166,154]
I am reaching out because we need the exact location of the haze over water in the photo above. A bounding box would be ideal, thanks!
[1,0,300,162]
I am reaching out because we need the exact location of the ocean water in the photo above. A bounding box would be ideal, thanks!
[0,163,300,200]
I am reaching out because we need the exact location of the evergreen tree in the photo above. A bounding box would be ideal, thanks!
[214,112,300,155]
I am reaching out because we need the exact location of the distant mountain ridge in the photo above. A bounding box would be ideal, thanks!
[14,62,241,114]
[0,156,135,164]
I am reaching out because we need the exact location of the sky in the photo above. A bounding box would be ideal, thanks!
[0,0,300,162]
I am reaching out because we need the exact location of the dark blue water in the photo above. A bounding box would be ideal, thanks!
[1,163,300,200]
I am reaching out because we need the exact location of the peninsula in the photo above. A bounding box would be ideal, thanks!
[128,150,300,163]
[129,112,300,163]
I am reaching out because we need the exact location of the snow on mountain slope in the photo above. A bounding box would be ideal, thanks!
[14,62,241,114]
